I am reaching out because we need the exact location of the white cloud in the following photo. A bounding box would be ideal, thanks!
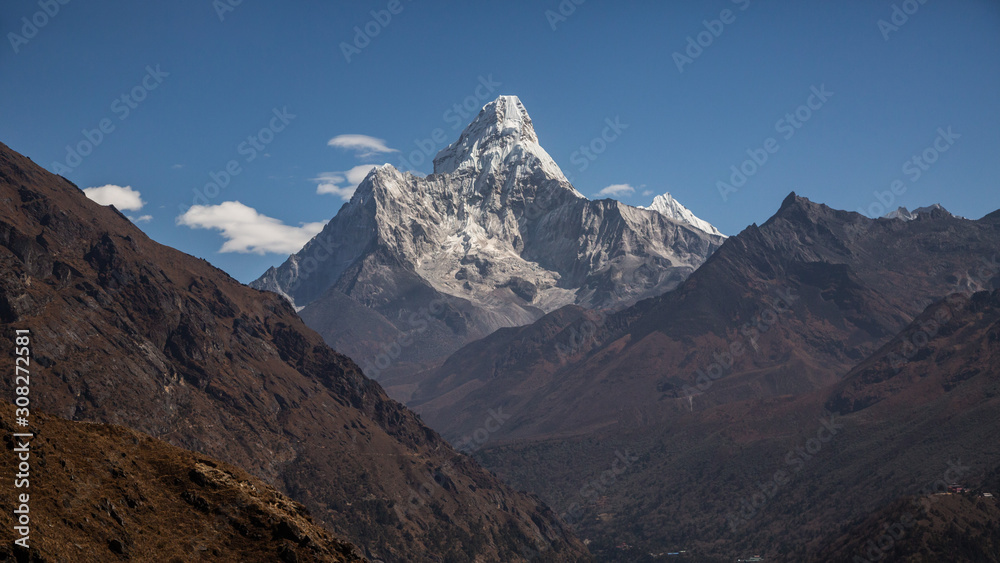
[641,190,654,197]
[129,214,153,223]
[596,184,636,197]
[327,134,397,158]
[314,164,379,201]
[176,201,326,255]
[83,184,145,211]
[172,164,184,169]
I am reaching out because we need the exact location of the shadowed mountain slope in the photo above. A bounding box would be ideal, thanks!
[410,194,1000,444]
[0,141,588,562]
[474,286,1000,561]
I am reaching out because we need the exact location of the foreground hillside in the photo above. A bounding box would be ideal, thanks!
[0,141,587,562]
[0,403,367,562]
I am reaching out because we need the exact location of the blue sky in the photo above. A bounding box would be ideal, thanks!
[2,0,998,283]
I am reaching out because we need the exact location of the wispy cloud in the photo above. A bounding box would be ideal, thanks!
[596,183,636,197]
[83,184,146,211]
[176,201,326,255]
[129,214,153,223]
[171,164,184,169]
[314,164,379,201]
[327,134,397,158]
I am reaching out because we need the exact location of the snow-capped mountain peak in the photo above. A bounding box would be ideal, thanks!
[640,192,725,237]
[254,96,726,378]
[432,95,574,190]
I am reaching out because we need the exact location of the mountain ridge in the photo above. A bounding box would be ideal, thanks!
[253,95,725,389]
[408,192,1000,443]
[470,255,1000,560]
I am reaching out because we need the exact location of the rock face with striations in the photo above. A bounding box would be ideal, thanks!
[252,95,725,388]
[0,140,588,562]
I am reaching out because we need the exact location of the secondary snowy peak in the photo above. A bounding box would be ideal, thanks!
[640,192,725,237]
[432,95,573,187]
[884,204,953,221]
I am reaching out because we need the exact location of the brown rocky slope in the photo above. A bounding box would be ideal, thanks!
[0,141,588,562]
[0,402,367,563]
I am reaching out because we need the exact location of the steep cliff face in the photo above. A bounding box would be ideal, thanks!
[252,95,724,387]
[0,141,588,562]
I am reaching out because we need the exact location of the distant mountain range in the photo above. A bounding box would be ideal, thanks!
[416,194,1000,560]
[252,95,725,393]
[409,194,1000,444]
